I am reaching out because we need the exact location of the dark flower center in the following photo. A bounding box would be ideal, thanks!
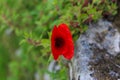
[55,37,65,48]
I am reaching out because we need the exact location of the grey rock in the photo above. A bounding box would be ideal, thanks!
[70,19,120,80]
[44,60,60,80]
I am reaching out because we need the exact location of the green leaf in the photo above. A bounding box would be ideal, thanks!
[19,39,26,45]
[41,39,50,48]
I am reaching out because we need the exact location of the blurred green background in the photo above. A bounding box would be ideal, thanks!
[0,0,68,80]
[0,0,117,80]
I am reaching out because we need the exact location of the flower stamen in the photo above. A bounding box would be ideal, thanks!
[55,37,65,48]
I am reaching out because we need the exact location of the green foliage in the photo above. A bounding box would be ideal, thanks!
[0,0,117,80]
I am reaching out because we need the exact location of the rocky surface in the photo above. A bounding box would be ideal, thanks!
[71,19,120,80]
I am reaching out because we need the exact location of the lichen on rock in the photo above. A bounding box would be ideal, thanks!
[71,19,120,80]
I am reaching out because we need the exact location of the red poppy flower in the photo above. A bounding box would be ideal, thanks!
[51,23,74,60]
